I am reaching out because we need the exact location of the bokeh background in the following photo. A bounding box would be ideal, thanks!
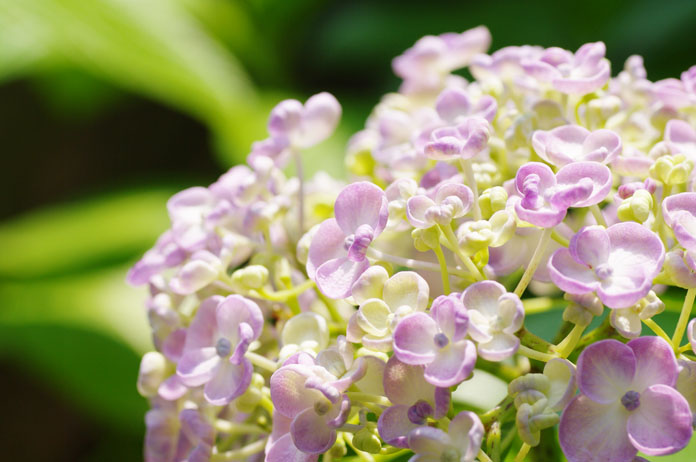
[1,0,696,460]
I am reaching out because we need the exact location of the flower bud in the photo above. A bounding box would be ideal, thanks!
[479,186,508,219]
[412,226,441,251]
[231,265,269,290]
[617,189,653,223]
[516,398,558,446]
[137,352,168,398]
[509,373,551,408]
[563,293,603,326]
[353,423,382,454]
[650,154,694,186]
[297,224,320,265]
[585,95,621,130]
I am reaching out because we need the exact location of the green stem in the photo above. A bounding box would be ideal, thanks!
[432,243,451,293]
[214,420,267,436]
[590,204,607,227]
[345,392,392,407]
[366,247,470,278]
[514,443,531,462]
[212,438,267,461]
[553,323,586,358]
[246,351,278,372]
[672,288,696,350]
[514,228,552,297]
[517,328,554,352]
[550,229,570,247]
[518,345,555,362]
[257,279,315,302]
[439,224,485,281]
[643,318,672,344]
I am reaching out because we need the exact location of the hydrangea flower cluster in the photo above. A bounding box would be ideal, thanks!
[132,26,696,462]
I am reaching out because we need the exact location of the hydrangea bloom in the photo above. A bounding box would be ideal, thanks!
[559,337,692,461]
[131,26,696,462]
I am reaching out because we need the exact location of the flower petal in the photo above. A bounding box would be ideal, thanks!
[378,405,420,448]
[424,340,477,387]
[177,348,220,387]
[626,336,678,391]
[559,396,635,462]
[265,433,318,462]
[393,313,438,365]
[383,356,435,405]
[203,359,252,405]
[306,219,346,280]
[577,339,636,403]
[334,182,388,237]
[290,407,337,454]
[383,271,430,312]
[626,384,693,456]
[316,257,370,299]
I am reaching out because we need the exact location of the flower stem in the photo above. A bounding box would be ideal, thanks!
[246,352,278,373]
[214,420,267,436]
[212,438,267,461]
[366,247,471,278]
[553,323,586,358]
[672,288,696,350]
[550,229,569,247]
[514,227,552,297]
[589,204,607,227]
[514,443,531,462]
[643,318,672,344]
[432,243,451,293]
[439,224,485,281]
[257,279,316,302]
[345,392,392,407]
[478,449,494,462]
[517,345,555,362]
[460,158,482,220]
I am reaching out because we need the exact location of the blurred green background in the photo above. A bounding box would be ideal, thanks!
[1,0,696,460]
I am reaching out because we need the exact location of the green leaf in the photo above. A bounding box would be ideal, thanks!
[0,188,174,280]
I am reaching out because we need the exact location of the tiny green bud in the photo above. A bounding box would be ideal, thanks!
[650,154,694,186]
[353,423,382,454]
[231,265,269,290]
[479,186,508,219]
[617,189,653,223]
[412,226,441,251]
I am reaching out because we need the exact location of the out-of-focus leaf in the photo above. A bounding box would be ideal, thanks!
[0,188,176,280]
[0,263,151,353]
[0,0,265,164]
[0,322,147,429]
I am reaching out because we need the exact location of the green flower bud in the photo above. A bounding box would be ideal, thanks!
[412,226,441,251]
[617,189,653,223]
[137,352,169,398]
[236,373,265,413]
[479,186,508,219]
[353,423,382,454]
[650,154,694,186]
[231,265,269,290]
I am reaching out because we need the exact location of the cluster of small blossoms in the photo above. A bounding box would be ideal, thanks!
[132,26,696,462]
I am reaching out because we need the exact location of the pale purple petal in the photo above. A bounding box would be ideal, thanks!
[183,296,223,350]
[548,249,598,294]
[408,426,452,456]
[177,348,220,387]
[270,365,326,418]
[665,119,696,160]
[203,359,252,405]
[449,411,484,461]
[478,333,520,362]
[158,375,188,401]
[555,161,612,208]
[290,407,337,454]
[334,182,388,236]
[315,257,370,299]
[569,226,611,267]
[430,294,469,341]
[627,336,678,391]
[577,339,636,403]
[306,219,346,280]
[216,295,264,341]
[266,433,318,462]
[424,340,477,387]
[378,405,420,448]
[559,397,635,462]
[626,384,693,456]
[383,356,435,405]
[392,312,439,365]
[406,195,437,228]
[296,92,341,148]
[663,193,696,228]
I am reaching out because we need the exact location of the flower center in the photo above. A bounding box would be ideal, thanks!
[314,399,331,416]
[621,390,640,411]
[434,332,449,348]
[441,448,460,462]
[595,264,613,280]
[407,400,434,425]
[345,224,374,262]
[520,174,543,210]
[215,337,232,357]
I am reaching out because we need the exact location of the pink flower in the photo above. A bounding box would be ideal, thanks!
[307,182,388,298]
[393,295,477,387]
[176,295,263,405]
[407,411,483,462]
[522,42,611,94]
[559,337,692,462]
[548,223,664,309]
[532,125,622,167]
